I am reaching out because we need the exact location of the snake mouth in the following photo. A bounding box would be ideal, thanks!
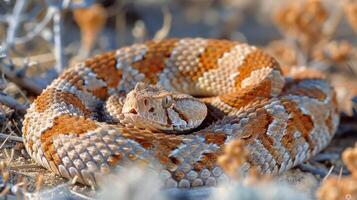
[128,108,138,115]
[122,112,197,134]
[122,109,171,128]
[122,116,176,134]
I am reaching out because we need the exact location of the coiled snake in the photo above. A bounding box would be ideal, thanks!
[22,38,339,188]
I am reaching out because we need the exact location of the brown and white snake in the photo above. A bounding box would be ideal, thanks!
[22,38,339,188]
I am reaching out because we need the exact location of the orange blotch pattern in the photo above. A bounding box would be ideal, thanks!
[181,39,237,80]
[34,89,91,116]
[34,89,56,113]
[91,87,109,100]
[58,91,91,116]
[281,100,315,150]
[235,50,280,89]
[201,132,227,146]
[85,51,121,88]
[193,152,221,171]
[41,114,98,166]
[190,132,227,172]
[60,69,84,90]
[131,39,179,84]
[120,127,183,166]
[27,139,34,153]
[200,152,219,169]
[280,125,300,161]
[22,118,30,137]
[283,80,327,101]
[287,87,326,101]
[220,79,272,109]
[238,109,286,166]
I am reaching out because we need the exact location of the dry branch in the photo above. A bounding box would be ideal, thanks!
[0,92,27,115]
[0,63,45,95]
[153,6,172,41]
[0,133,22,143]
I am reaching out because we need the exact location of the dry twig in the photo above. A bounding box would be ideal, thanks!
[153,6,172,41]
[0,133,22,143]
[0,63,45,95]
[0,92,27,115]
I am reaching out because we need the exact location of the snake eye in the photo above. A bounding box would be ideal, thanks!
[162,95,173,108]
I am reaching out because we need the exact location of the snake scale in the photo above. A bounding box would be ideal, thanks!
[22,38,339,188]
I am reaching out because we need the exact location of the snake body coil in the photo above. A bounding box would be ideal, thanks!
[22,38,339,188]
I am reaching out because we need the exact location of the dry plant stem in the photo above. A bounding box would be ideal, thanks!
[0,132,16,149]
[0,64,45,95]
[0,133,22,143]
[4,0,95,46]
[153,6,172,41]
[6,0,27,45]
[4,149,14,163]
[10,119,22,138]
[11,53,55,66]
[322,166,335,182]
[53,8,66,73]
[316,144,357,200]
[11,7,56,45]
[0,2,41,24]
[0,92,27,114]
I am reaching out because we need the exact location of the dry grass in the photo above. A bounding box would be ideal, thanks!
[317,143,357,200]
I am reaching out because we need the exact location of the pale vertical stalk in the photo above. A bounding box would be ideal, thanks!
[53,8,66,73]
[6,0,27,45]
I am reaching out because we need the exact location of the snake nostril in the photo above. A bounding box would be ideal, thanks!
[149,107,154,112]
[129,108,137,114]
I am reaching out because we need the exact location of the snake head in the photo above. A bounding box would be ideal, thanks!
[121,82,207,132]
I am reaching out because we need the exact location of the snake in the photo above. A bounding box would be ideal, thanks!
[22,38,339,188]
